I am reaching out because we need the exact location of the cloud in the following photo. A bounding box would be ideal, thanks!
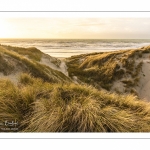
[1,17,150,39]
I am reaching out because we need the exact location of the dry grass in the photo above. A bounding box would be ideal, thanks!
[0,45,70,83]
[0,74,150,132]
[142,46,150,53]
[66,52,121,89]
[1,45,150,132]
[2,45,43,61]
[66,47,145,91]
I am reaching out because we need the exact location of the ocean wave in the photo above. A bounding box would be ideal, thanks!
[1,39,150,57]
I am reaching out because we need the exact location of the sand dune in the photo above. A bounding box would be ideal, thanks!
[65,46,150,101]
[1,44,150,101]
[1,44,150,132]
[0,45,71,84]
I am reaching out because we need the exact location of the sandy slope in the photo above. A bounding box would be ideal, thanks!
[0,52,69,84]
[111,53,150,101]
[136,55,150,101]
[0,72,20,84]
[40,54,69,76]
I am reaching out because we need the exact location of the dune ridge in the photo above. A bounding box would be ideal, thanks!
[66,46,150,101]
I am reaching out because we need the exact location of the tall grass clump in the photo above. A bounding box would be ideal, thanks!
[1,74,150,132]
[0,74,54,132]
[19,73,34,85]
[15,75,150,132]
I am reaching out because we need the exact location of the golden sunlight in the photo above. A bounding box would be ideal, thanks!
[0,19,10,38]
[0,17,150,39]
[0,19,19,38]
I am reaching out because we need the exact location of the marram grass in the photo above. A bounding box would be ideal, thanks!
[0,45,70,83]
[66,47,148,91]
[0,74,150,132]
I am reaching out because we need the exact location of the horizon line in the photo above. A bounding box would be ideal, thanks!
[1,38,150,40]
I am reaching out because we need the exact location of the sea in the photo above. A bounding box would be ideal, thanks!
[0,39,150,58]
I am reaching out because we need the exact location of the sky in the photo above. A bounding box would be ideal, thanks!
[0,17,150,39]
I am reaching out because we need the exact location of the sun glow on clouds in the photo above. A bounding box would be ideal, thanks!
[0,18,150,39]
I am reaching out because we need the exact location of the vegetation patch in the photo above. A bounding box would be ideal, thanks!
[66,48,145,91]
[0,74,150,132]
[2,45,43,61]
[0,45,70,83]
[1,44,150,132]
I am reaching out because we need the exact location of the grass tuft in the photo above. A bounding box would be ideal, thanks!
[0,74,150,132]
